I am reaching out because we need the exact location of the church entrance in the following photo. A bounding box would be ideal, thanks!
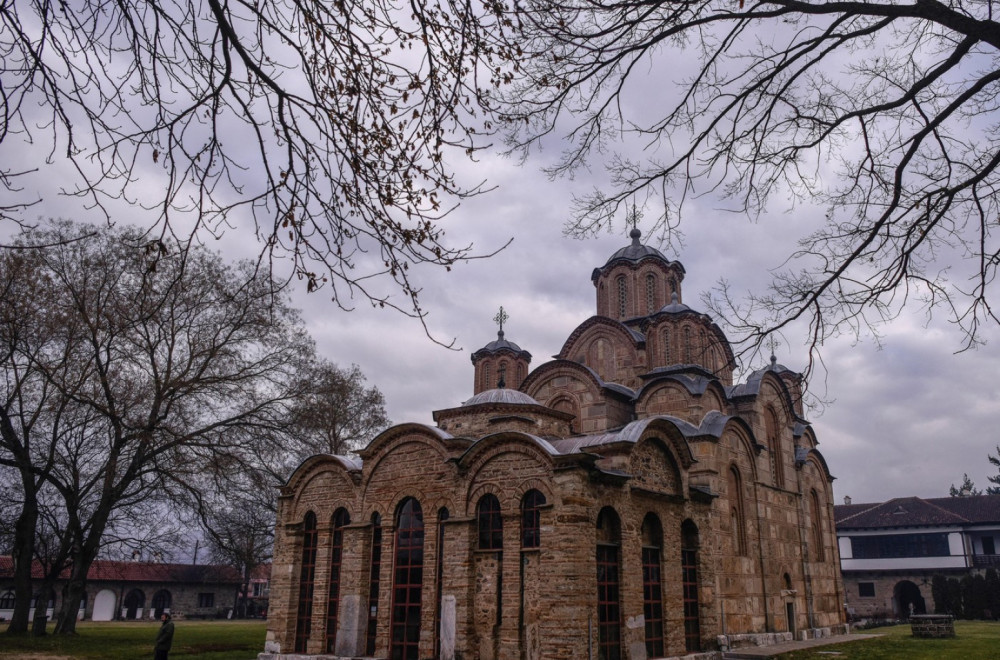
[893,580,926,617]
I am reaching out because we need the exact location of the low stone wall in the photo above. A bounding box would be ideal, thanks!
[717,625,851,651]
[909,614,955,638]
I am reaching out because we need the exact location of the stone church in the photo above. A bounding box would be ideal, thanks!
[261,230,846,660]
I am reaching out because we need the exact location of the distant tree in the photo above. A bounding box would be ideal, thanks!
[932,575,952,615]
[986,569,1000,620]
[1,0,515,333]
[498,0,1000,362]
[950,474,983,497]
[1,220,315,635]
[987,447,1000,496]
[290,362,391,458]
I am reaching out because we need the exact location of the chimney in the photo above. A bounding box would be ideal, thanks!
[843,495,852,505]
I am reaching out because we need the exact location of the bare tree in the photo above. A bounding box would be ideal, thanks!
[1,220,315,634]
[290,361,391,458]
[1,0,517,334]
[497,0,1000,367]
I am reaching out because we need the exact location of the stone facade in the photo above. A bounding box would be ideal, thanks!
[263,230,846,659]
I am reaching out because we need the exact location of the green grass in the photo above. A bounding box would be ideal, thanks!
[0,620,266,660]
[775,620,1000,660]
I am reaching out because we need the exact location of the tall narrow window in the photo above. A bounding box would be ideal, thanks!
[662,328,671,365]
[646,274,656,314]
[365,514,382,656]
[295,511,318,653]
[683,326,692,363]
[681,520,701,652]
[434,508,449,659]
[596,507,622,660]
[477,494,503,550]
[390,498,424,660]
[617,276,627,318]
[521,490,545,549]
[483,363,492,391]
[811,490,826,561]
[640,514,664,658]
[728,466,747,556]
[767,408,785,489]
[325,509,350,653]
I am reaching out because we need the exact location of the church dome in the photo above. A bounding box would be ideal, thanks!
[602,227,670,266]
[470,330,530,361]
[659,292,691,314]
[463,388,540,406]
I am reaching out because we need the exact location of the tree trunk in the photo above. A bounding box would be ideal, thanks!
[30,583,52,636]
[5,488,38,633]
[53,539,100,635]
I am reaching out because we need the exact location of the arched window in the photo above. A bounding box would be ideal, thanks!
[662,328,671,365]
[617,276,627,318]
[681,520,701,652]
[365,513,382,656]
[767,408,785,489]
[295,511,319,653]
[728,466,747,556]
[810,490,826,561]
[483,363,492,391]
[390,498,424,660]
[152,589,171,617]
[596,507,622,660]
[517,363,525,387]
[521,490,546,548]
[498,360,509,387]
[477,494,503,550]
[640,514,664,658]
[0,591,15,609]
[326,508,351,652]
[683,326,692,363]
[646,274,656,314]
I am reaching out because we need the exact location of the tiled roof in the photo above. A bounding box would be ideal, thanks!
[0,556,241,584]
[835,494,1000,530]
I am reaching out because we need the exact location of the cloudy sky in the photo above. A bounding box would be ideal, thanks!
[280,143,1000,506]
[7,7,1000,509]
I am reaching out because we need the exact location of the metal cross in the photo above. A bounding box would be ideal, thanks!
[493,306,508,334]
[766,336,781,358]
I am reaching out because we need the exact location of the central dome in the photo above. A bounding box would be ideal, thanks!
[463,388,540,407]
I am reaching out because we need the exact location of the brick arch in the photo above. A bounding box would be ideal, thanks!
[359,429,454,494]
[461,437,555,514]
[522,360,604,407]
[556,316,642,363]
[290,466,359,522]
[627,435,684,497]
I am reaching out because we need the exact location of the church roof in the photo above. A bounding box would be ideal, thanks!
[591,228,684,281]
[471,330,531,361]
[463,388,540,406]
[658,292,691,314]
[833,495,1000,529]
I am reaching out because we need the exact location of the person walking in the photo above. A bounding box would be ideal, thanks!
[154,612,175,660]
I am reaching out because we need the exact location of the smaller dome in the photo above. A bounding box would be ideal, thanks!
[659,292,691,314]
[471,330,531,362]
[463,388,540,406]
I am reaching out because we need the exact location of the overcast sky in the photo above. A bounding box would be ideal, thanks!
[8,12,1000,510]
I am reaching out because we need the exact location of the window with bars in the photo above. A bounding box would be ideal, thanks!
[521,490,545,549]
[681,520,701,652]
[662,328,671,365]
[326,508,350,653]
[390,498,424,660]
[295,511,318,653]
[596,507,622,660]
[646,274,656,314]
[477,494,503,550]
[640,514,664,658]
[767,408,785,489]
[365,514,382,656]
[434,508,449,659]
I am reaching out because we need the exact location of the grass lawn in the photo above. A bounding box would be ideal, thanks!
[775,620,1000,659]
[0,620,266,660]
